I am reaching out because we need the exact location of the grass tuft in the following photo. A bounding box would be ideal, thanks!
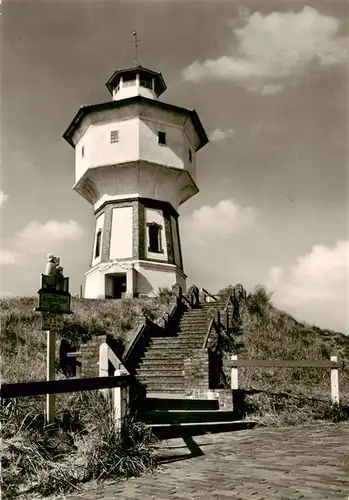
[1,392,158,498]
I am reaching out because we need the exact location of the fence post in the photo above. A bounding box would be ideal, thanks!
[231,355,238,390]
[99,343,110,399]
[46,329,56,423]
[330,355,339,404]
[113,369,128,434]
[231,354,245,419]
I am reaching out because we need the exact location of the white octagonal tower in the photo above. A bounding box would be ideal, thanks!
[63,65,208,299]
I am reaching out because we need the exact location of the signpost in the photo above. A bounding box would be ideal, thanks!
[35,254,72,424]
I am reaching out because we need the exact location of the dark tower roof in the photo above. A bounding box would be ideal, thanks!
[105,65,167,97]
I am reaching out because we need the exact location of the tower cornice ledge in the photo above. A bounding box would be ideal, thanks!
[73,160,199,210]
[63,95,208,151]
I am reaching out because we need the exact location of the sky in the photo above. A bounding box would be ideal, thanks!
[1,0,349,333]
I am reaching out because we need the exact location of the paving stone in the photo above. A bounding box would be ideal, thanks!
[53,423,349,500]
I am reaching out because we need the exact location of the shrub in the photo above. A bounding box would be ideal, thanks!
[217,285,235,300]
[1,392,158,498]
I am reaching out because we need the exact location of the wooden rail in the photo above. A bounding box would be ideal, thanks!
[226,355,346,404]
[1,343,134,433]
[224,359,344,369]
[0,375,132,399]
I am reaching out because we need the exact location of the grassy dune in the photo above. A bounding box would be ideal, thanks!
[1,287,348,497]
[0,292,171,499]
[219,286,349,425]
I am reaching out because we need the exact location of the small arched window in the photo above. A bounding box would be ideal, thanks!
[95,230,102,258]
[147,223,162,253]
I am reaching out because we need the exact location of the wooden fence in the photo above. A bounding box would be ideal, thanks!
[224,355,346,405]
[0,344,132,432]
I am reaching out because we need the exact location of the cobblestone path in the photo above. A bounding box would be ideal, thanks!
[57,423,348,500]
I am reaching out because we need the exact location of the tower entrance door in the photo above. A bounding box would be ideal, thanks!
[111,274,127,299]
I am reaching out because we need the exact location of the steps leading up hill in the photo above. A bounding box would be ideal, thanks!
[135,300,225,394]
[139,396,256,439]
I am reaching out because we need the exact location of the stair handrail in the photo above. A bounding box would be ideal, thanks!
[201,287,218,302]
[122,295,185,372]
[123,315,150,366]
[202,312,222,348]
[222,295,234,330]
[182,293,194,308]
[202,317,215,348]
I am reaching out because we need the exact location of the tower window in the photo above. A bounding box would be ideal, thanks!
[147,223,163,253]
[158,131,166,145]
[110,130,119,143]
[188,148,192,162]
[81,145,85,158]
[95,230,102,258]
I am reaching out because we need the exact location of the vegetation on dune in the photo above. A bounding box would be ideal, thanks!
[0,292,172,383]
[1,286,348,496]
[217,284,349,425]
[0,292,170,498]
[1,392,158,499]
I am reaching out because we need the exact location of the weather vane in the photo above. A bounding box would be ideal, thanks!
[132,31,140,66]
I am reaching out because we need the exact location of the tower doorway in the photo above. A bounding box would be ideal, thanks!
[111,274,127,299]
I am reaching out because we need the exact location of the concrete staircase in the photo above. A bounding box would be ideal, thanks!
[131,289,255,437]
[135,300,224,394]
[140,396,256,439]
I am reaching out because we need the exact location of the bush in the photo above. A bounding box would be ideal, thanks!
[246,285,272,318]
[244,392,349,427]
[217,285,235,300]
[1,392,158,498]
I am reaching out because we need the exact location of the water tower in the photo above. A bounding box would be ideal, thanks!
[63,64,208,298]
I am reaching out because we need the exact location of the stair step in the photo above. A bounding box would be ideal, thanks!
[136,367,184,375]
[143,353,188,360]
[140,357,184,365]
[180,318,208,322]
[150,336,205,343]
[148,340,204,347]
[138,365,184,372]
[143,383,185,391]
[142,354,190,361]
[180,318,208,321]
[149,420,257,439]
[180,324,208,326]
[180,325,207,328]
[141,409,238,424]
[145,347,202,354]
[144,397,219,411]
[138,374,184,383]
[148,338,204,345]
[178,330,206,334]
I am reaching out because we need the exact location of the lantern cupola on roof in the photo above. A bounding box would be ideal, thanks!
[106,66,167,101]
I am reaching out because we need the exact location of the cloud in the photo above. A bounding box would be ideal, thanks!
[209,127,235,143]
[266,266,284,289]
[0,249,19,266]
[181,199,257,245]
[182,6,348,93]
[2,220,84,266]
[259,84,284,95]
[16,220,84,253]
[266,240,349,332]
[0,191,9,207]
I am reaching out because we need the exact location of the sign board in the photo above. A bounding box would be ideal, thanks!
[37,290,71,314]
[41,311,64,331]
